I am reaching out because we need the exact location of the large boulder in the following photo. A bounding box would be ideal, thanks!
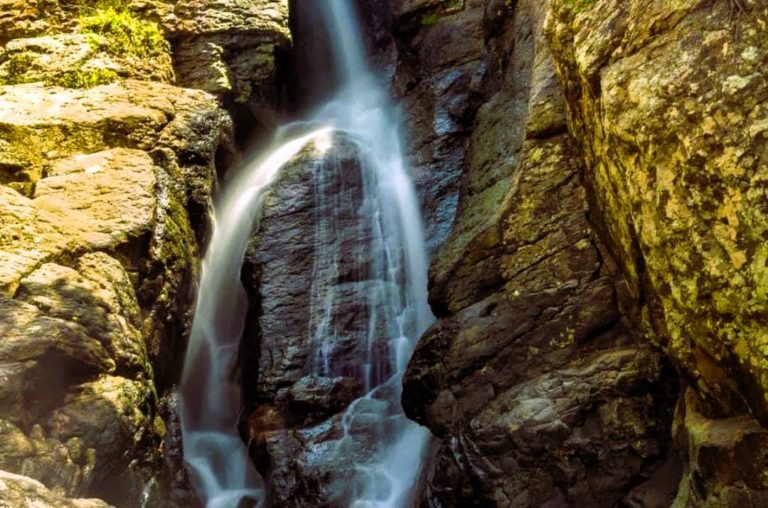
[0,469,111,508]
[241,135,426,506]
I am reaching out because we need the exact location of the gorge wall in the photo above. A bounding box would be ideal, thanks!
[395,0,768,506]
[0,1,288,505]
[1,0,767,507]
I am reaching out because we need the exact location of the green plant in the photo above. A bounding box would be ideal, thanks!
[79,6,168,60]
[0,52,37,85]
[420,13,439,26]
[49,67,119,88]
[73,0,128,12]
[566,0,597,12]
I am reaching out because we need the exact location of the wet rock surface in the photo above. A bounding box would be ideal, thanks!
[397,0,768,506]
[241,136,405,506]
[391,0,487,250]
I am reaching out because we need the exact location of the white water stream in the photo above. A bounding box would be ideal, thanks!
[180,0,433,506]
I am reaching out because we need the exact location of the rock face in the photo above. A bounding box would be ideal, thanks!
[0,469,110,508]
[241,137,407,507]
[2,0,766,506]
[0,80,229,506]
[545,0,768,504]
[165,0,291,143]
[391,0,487,250]
[399,0,679,505]
[399,0,768,506]
[0,3,235,506]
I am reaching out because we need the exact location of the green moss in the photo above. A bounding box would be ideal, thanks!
[421,13,439,26]
[0,53,37,85]
[50,67,119,88]
[566,0,597,12]
[1,52,120,89]
[79,6,168,60]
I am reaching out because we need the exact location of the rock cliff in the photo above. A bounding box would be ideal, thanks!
[1,0,767,506]
[0,1,289,506]
[546,0,768,504]
[399,0,768,506]
[397,0,677,505]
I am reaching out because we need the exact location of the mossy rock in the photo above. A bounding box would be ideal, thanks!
[0,30,171,89]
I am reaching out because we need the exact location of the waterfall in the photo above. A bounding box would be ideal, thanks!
[309,1,433,506]
[180,0,433,506]
[179,129,333,508]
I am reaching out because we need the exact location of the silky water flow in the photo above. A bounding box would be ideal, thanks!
[180,1,433,506]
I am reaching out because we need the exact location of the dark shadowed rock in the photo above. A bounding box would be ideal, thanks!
[241,132,424,506]
[392,0,487,251]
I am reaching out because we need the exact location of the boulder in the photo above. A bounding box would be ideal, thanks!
[241,134,425,506]
[0,469,111,508]
[166,0,290,142]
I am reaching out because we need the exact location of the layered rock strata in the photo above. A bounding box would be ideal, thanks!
[0,79,229,506]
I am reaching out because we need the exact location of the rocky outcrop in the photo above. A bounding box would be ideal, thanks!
[0,2,235,504]
[0,469,110,508]
[396,0,768,505]
[1,0,312,506]
[545,0,768,504]
[0,0,289,145]
[164,0,290,144]
[0,79,229,505]
[241,137,405,506]
[400,0,678,505]
[391,0,487,249]
[0,33,172,89]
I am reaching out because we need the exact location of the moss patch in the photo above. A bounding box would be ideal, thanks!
[567,0,597,9]
[79,6,168,60]
[421,13,439,26]
[50,67,119,88]
[0,53,37,85]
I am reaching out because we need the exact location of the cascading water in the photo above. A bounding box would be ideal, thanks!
[180,129,332,508]
[180,0,433,506]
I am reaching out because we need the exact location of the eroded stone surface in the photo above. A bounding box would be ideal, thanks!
[0,76,228,507]
[0,33,174,87]
[401,0,678,505]
[545,0,768,503]
[0,469,111,508]
[392,0,487,250]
